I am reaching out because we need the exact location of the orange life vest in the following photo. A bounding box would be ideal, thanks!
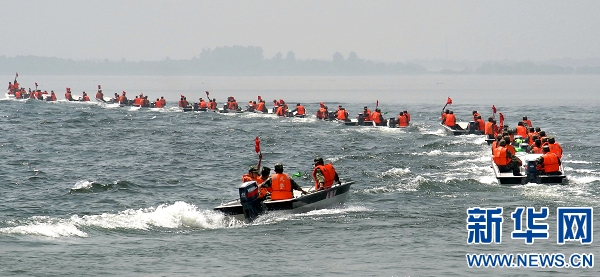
[50,93,57,101]
[270,173,293,200]
[473,112,480,121]
[541,153,560,173]
[507,144,516,155]
[337,110,347,120]
[82,95,90,101]
[276,106,285,116]
[516,126,528,138]
[296,106,305,115]
[397,115,408,127]
[371,111,382,124]
[228,101,238,110]
[548,143,563,159]
[524,119,532,128]
[256,102,265,112]
[155,100,163,108]
[15,90,22,98]
[160,99,166,107]
[476,119,485,130]
[404,112,410,122]
[532,146,543,154]
[119,95,127,104]
[199,100,207,109]
[312,164,336,190]
[493,146,511,166]
[444,114,456,127]
[484,121,494,135]
[65,92,72,100]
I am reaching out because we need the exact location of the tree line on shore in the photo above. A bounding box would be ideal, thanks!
[2,45,600,75]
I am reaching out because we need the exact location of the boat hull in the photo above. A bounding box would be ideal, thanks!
[491,153,566,185]
[214,181,354,221]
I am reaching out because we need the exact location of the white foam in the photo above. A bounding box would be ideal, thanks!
[71,180,94,190]
[0,202,245,238]
[380,167,411,177]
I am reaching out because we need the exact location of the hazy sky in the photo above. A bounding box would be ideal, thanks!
[2,0,599,62]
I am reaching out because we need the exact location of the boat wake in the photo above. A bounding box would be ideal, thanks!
[0,201,245,238]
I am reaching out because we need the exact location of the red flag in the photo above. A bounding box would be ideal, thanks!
[499,113,504,130]
[254,136,260,153]
[446,97,452,105]
[98,85,101,90]
[15,72,18,77]
[492,105,496,114]
[35,82,38,87]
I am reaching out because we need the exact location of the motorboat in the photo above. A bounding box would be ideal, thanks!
[491,152,566,185]
[214,181,354,222]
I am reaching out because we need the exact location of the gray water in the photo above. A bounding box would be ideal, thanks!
[0,75,598,276]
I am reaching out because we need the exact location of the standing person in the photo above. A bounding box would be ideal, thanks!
[312,157,341,190]
[484,117,495,139]
[259,163,307,200]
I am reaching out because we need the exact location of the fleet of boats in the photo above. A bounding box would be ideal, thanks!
[5,81,568,221]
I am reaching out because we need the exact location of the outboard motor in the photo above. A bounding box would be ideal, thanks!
[357,114,365,125]
[388,117,397,128]
[467,121,477,134]
[525,159,539,184]
[239,181,263,221]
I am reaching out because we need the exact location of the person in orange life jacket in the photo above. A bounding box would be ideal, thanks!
[397,111,409,127]
[242,152,263,182]
[154,98,163,108]
[82,92,90,102]
[362,106,372,120]
[65,88,74,101]
[536,145,562,175]
[95,89,105,102]
[483,117,494,139]
[515,121,528,141]
[256,166,272,199]
[312,157,341,190]
[371,108,384,126]
[490,134,503,154]
[547,137,563,159]
[472,111,480,122]
[255,100,266,113]
[528,139,543,154]
[291,103,306,116]
[133,96,141,106]
[444,110,457,129]
[475,115,485,131]
[541,136,549,147]
[259,163,307,200]
[440,109,450,123]
[119,91,128,104]
[316,105,327,120]
[275,104,286,116]
[198,98,208,109]
[50,91,57,101]
[337,107,349,121]
[159,96,166,107]
[522,116,532,128]
[403,110,410,123]
[493,140,522,175]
